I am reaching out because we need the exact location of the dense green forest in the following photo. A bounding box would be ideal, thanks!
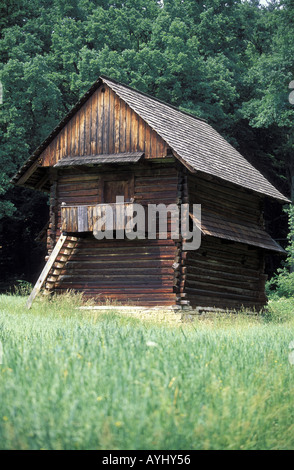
[0,0,293,287]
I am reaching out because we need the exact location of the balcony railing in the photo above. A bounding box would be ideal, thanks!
[61,203,134,233]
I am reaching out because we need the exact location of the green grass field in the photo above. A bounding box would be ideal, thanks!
[0,293,294,450]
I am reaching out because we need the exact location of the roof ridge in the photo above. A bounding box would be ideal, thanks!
[100,74,207,124]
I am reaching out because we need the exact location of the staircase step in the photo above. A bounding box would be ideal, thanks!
[26,233,78,308]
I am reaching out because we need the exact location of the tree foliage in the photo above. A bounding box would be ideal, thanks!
[0,0,293,283]
[266,205,294,298]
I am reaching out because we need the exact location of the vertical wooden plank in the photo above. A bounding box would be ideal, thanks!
[73,207,78,232]
[67,115,71,156]
[91,90,98,155]
[50,137,57,166]
[119,99,126,153]
[108,89,114,154]
[69,115,74,156]
[66,207,70,231]
[95,90,99,155]
[155,133,162,158]
[61,207,65,231]
[77,206,82,232]
[158,138,168,158]
[41,147,49,166]
[85,97,92,155]
[59,128,64,160]
[62,129,66,158]
[63,125,68,157]
[57,133,62,163]
[77,205,88,232]
[58,130,63,161]
[130,109,138,151]
[76,112,80,156]
[107,89,114,154]
[144,122,151,158]
[103,86,109,154]
[67,207,71,232]
[125,102,131,152]
[88,205,94,232]
[79,107,85,156]
[48,145,53,166]
[138,116,145,152]
[71,114,77,156]
[86,205,90,232]
[150,128,158,158]
[97,88,103,154]
[114,94,120,153]
[62,207,66,232]
[71,116,75,156]
[61,128,66,159]
[67,205,72,232]
[67,117,72,157]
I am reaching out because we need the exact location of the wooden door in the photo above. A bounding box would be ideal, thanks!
[103,178,132,203]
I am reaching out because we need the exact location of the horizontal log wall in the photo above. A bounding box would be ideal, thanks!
[183,237,267,310]
[47,163,179,306]
[188,173,263,226]
[54,238,177,306]
[183,174,267,310]
[40,84,169,167]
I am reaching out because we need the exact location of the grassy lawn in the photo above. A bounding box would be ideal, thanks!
[0,293,294,450]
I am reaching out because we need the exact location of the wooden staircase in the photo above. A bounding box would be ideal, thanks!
[27,234,78,309]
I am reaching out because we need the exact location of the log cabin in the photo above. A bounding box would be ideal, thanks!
[12,75,290,311]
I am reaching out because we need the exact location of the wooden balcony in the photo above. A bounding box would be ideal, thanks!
[61,203,134,233]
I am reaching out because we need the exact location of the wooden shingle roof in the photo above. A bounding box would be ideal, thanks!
[190,211,286,254]
[102,77,289,203]
[12,75,290,203]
